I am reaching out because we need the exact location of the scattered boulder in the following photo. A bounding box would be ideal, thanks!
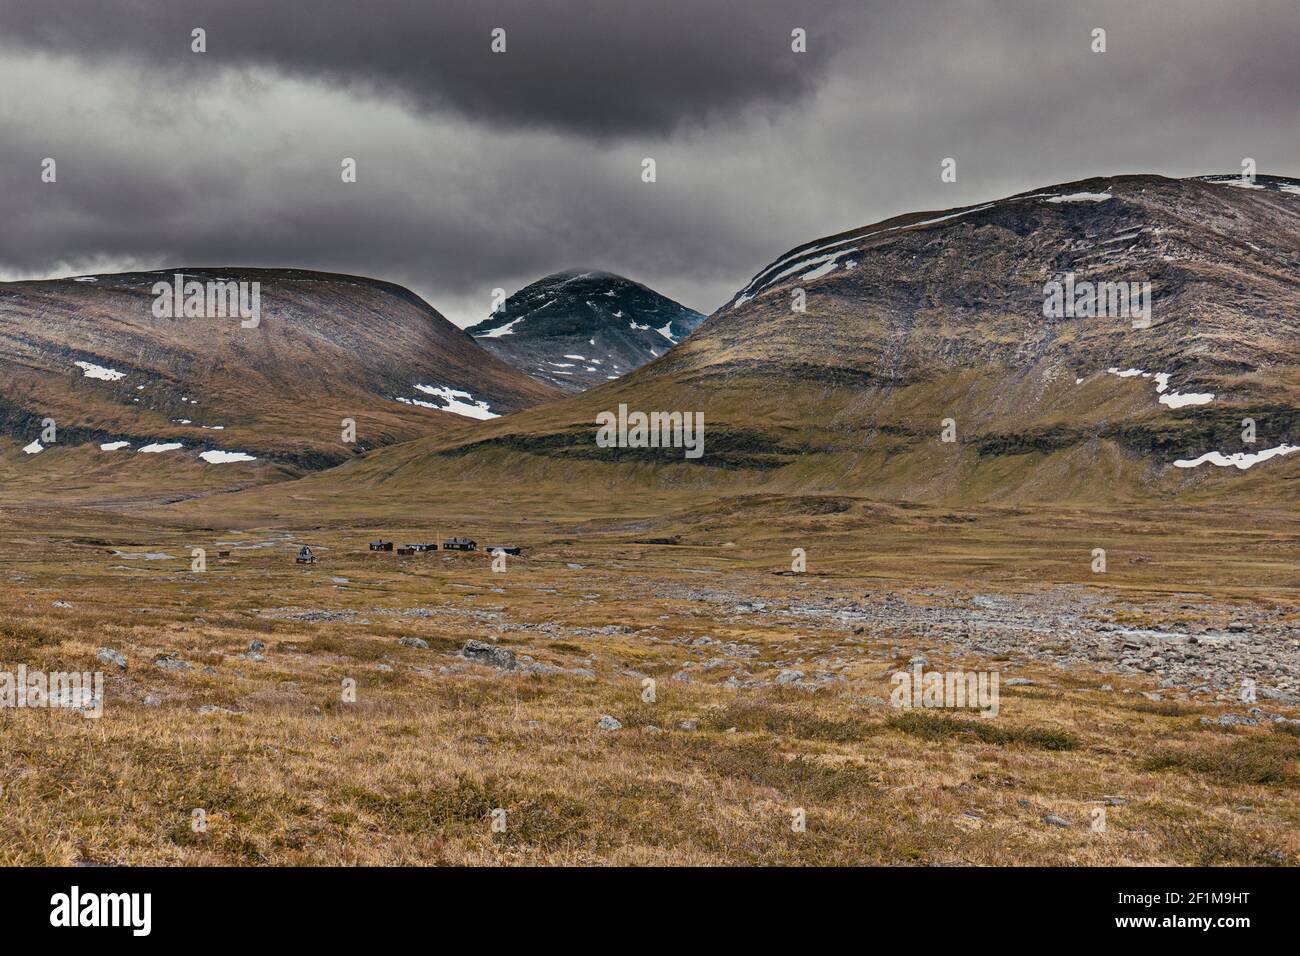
[249,640,266,651]
[399,637,429,650]
[1006,678,1036,687]
[461,639,517,670]
[153,654,191,672]
[1042,814,1071,828]
[1259,686,1299,705]
[598,715,622,731]
[775,669,805,685]
[1200,713,1257,727]
[97,648,128,671]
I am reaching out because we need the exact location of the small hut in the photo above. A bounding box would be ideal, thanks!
[295,545,316,564]
[443,537,477,551]
[369,539,393,551]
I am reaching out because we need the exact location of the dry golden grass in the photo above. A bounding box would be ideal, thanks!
[0,488,1296,866]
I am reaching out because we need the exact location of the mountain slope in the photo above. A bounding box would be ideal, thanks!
[209,174,1300,507]
[464,270,704,391]
[0,268,561,479]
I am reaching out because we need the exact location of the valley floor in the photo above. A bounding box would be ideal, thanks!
[0,491,1296,865]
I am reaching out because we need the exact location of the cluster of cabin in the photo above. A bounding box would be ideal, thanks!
[294,538,522,564]
[366,537,520,557]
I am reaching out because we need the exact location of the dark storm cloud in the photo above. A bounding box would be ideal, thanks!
[0,0,863,138]
[1,0,1297,326]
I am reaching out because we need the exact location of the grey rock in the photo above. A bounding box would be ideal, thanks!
[399,637,429,650]
[153,654,191,672]
[461,639,516,669]
[678,720,698,731]
[97,647,128,670]
[1259,686,1299,705]
[1006,678,1036,686]
[249,640,266,651]
[1042,814,1071,828]
[597,715,622,731]
[520,661,560,675]
[775,669,805,685]
[1200,713,1258,727]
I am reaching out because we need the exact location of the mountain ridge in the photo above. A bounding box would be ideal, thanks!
[0,267,560,481]
[465,269,704,391]
[287,173,1300,506]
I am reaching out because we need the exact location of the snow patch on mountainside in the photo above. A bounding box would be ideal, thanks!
[75,360,126,381]
[200,449,258,464]
[474,317,525,338]
[1174,445,1298,470]
[1047,192,1112,203]
[1106,367,1214,408]
[399,384,499,420]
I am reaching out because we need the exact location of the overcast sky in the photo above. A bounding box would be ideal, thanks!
[1,0,1297,326]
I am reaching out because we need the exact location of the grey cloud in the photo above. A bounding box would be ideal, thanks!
[0,0,1297,327]
[0,0,864,138]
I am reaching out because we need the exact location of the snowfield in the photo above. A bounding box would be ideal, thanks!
[200,450,257,464]
[74,360,126,381]
[1174,445,1299,471]
[1047,192,1112,203]
[398,384,499,420]
[474,316,525,338]
[1106,367,1214,408]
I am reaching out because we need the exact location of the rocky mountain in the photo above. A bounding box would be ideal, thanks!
[464,270,705,391]
[0,268,560,477]
[323,174,1300,504]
